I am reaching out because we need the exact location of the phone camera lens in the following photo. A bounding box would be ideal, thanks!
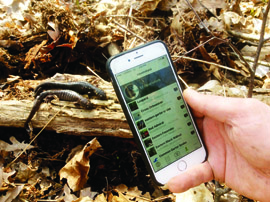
[128,59,131,62]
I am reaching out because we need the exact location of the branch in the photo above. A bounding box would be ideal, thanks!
[247,1,270,98]
[174,55,241,73]
[0,73,132,138]
[112,20,147,43]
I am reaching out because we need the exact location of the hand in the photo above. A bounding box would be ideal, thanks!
[168,89,270,202]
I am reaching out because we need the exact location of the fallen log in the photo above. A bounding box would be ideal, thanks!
[0,73,133,138]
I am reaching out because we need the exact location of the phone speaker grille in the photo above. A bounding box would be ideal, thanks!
[134,55,143,59]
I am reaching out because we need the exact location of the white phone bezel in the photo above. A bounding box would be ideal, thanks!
[109,42,206,185]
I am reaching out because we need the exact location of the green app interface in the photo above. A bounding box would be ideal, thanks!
[116,55,202,172]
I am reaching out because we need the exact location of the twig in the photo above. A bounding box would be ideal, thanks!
[172,35,252,81]
[247,1,270,98]
[124,4,133,49]
[173,36,217,63]
[178,75,190,89]
[6,105,66,168]
[184,0,212,34]
[227,29,270,42]
[106,15,164,20]
[264,36,270,43]
[185,37,214,56]
[174,55,241,73]
[128,37,137,50]
[112,20,147,43]
[225,41,253,74]
[80,62,109,84]
[231,53,270,68]
[181,0,254,84]
[239,39,270,47]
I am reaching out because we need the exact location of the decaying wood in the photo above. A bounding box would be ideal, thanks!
[0,73,133,138]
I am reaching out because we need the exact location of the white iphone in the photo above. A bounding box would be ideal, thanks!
[106,40,207,185]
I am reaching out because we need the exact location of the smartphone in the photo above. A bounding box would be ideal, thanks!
[106,40,206,185]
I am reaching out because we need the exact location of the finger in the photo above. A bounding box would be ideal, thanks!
[167,161,213,193]
[183,89,246,123]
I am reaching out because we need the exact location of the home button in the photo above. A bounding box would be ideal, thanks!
[177,160,187,171]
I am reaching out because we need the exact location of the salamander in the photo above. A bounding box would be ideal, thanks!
[34,81,107,100]
[24,90,92,133]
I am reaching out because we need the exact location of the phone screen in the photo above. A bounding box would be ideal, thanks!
[115,55,202,172]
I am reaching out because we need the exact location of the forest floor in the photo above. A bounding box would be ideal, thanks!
[0,0,270,201]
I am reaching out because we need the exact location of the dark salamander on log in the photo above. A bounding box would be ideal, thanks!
[25,90,92,133]
[34,81,107,100]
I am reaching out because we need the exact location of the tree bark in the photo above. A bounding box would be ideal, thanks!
[0,73,133,138]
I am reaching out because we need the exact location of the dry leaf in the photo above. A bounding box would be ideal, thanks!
[80,187,98,199]
[157,0,177,11]
[241,45,270,61]
[61,184,97,202]
[63,184,78,202]
[59,138,102,192]
[74,196,93,202]
[11,162,31,183]
[94,193,107,202]
[202,17,226,34]
[137,0,162,15]
[171,14,184,36]
[174,183,214,202]
[223,9,270,40]
[112,184,151,202]
[197,80,222,92]
[0,167,24,202]
[200,0,226,10]
[0,136,34,156]
[0,184,24,202]
[47,22,60,41]
[0,167,16,186]
[263,78,270,89]
[108,189,129,202]
[24,40,47,69]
